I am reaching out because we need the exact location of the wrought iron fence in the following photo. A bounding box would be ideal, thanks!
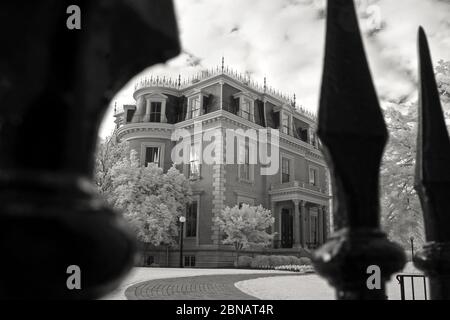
[310,0,450,300]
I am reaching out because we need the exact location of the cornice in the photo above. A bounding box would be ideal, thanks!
[116,122,174,140]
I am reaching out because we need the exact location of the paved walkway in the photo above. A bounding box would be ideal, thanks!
[125,273,293,300]
[102,268,286,300]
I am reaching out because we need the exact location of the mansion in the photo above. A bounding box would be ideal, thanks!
[114,64,331,267]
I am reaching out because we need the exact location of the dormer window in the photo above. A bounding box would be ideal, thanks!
[150,102,162,122]
[282,112,291,135]
[240,98,251,121]
[123,105,136,124]
[186,92,206,120]
[142,93,168,123]
[233,92,255,123]
[126,109,134,123]
[190,96,201,119]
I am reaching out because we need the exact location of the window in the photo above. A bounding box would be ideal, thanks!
[189,143,201,178]
[145,147,160,167]
[310,131,316,146]
[149,102,161,122]
[186,201,197,237]
[282,158,290,183]
[126,109,134,123]
[282,113,291,135]
[240,99,251,121]
[237,196,254,208]
[190,96,201,119]
[309,167,318,186]
[298,128,308,142]
[145,256,154,266]
[239,144,250,181]
[184,255,196,267]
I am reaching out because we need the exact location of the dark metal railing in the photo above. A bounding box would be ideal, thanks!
[396,274,428,300]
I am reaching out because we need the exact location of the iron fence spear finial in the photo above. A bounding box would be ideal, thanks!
[414,27,450,300]
[312,0,405,300]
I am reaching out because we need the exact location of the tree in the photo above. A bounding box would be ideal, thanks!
[214,204,275,266]
[110,150,192,246]
[94,135,130,200]
[380,60,450,249]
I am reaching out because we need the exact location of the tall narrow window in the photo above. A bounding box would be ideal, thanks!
[282,113,291,135]
[145,147,160,167]
[282,158,290,183]
[186,201,198,237]
[190,97,201,119]
[149,102,162,122]
[299,128,308,142]
[239,144,250,181]
[126,109,134,123]
[310,131,317,147]
[184,256,196,267]
[189,143,201,178]
[309,167,317,186]
[240,99,251,121]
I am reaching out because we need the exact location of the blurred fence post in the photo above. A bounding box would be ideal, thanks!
[0,0,180,299]
[311,0,406,300]
[414,27,450,300]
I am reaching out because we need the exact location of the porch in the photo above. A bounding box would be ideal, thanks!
[268,182,330,250]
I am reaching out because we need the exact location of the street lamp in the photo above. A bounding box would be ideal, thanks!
[179,216,186,268]
[410,236,415,262]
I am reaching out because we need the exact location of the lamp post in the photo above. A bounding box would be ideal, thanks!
[179,216,186,268]
[410,236,415,261]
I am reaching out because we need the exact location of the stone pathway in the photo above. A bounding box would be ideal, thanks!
[125,273,293,300]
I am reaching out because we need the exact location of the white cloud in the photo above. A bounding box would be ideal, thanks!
[100,0,450,137]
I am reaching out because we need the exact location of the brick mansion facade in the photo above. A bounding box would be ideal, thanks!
[114,64,331,267]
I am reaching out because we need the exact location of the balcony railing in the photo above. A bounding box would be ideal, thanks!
[270,180,326,194]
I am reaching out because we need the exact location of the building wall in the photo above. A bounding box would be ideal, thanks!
[116,73,330,267]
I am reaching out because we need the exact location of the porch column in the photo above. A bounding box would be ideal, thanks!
[293,200,301,248]
[271,201,277,247]
[322,205,328,242]
[318,206,324,244]
[300,201,308,247]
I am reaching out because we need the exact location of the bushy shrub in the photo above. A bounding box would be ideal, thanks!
[250,255,269,268]
[275,265,315,273]
[299,257,312,266]
[237,255,253,268]
[287,256,301,265]
[249,255,309,269]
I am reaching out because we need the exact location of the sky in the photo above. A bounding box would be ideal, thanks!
[99,0,450,137]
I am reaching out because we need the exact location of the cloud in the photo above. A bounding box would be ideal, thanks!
[100,0,450,137]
